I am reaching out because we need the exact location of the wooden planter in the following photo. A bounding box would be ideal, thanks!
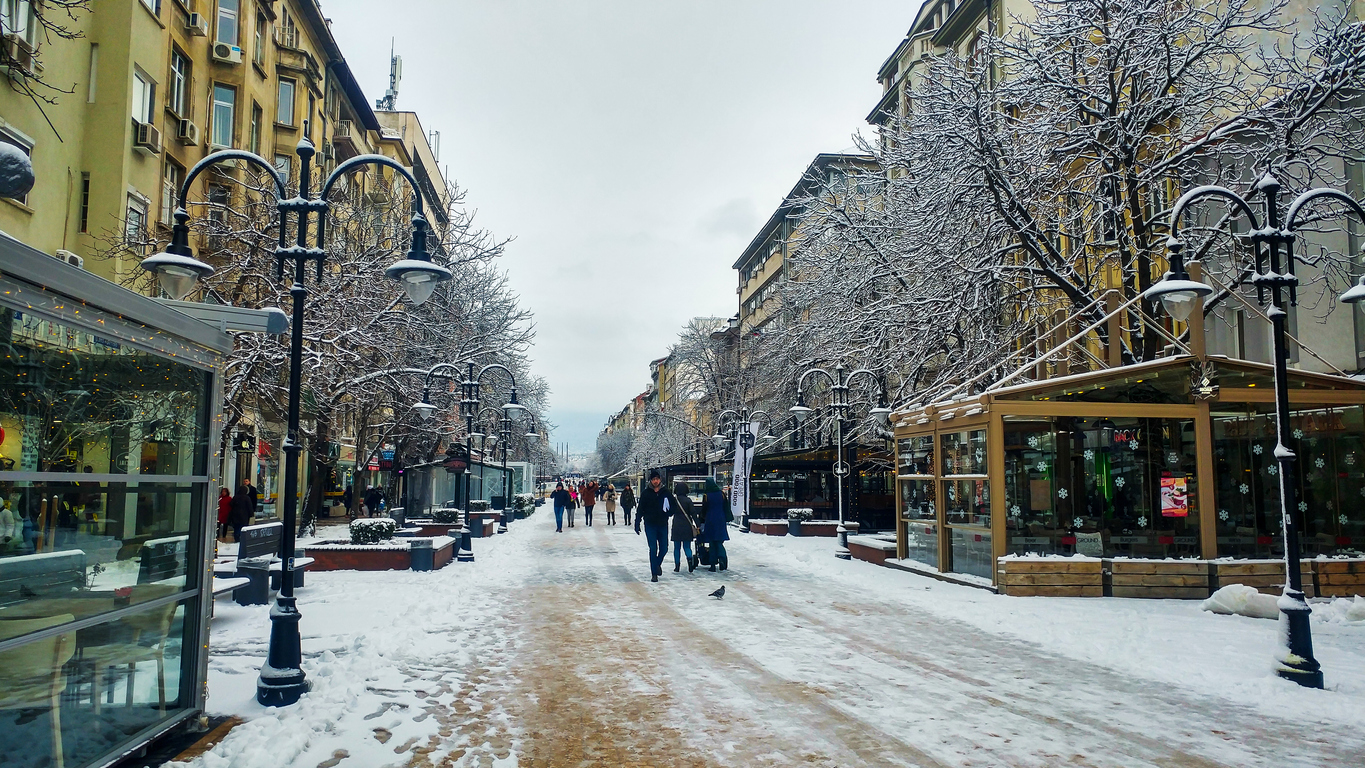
[748,520,789,536]
[997,557,1103,597]
[1109,559,1209,599]
[1315,559,1365,597]
[1213,559,1315,598]
[798,521,839,537]
[847,536,896,565]
[303,537,455,571]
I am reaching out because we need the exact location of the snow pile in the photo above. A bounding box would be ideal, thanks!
[1202,584,1281,620]
[349,517,397,544]
[1316,595,1365,625]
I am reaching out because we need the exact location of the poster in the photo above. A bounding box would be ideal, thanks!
[1160,474,1189,517]
[730,423,759,521]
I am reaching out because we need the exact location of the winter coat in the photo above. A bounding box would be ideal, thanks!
[581,483,597,506]
[550,488,571,508]
[603,489,617,512]
[228,489,253,526]
[671,494,698,541]
[702,491,730,543]
[634,485,677,530]
[364,488,383,511]
[248,484,260,514]
[217,492,232,524]
[0,505,16,545]
[620,486,636,510]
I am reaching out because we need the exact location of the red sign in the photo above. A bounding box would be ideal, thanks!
[1160,475,1189,518]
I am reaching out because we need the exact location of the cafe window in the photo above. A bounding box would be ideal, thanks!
[941,429,988,526]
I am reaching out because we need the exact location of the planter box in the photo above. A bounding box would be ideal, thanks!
[997,556,1103,597]
[1108,559,1210,599]
[303,537,455,571]
[467,512,501,537]
[798,521,839,537]
[1314,558,1365,597]
[748,519,789,536]
[1212,558,1315,598]
[847,535,896,565]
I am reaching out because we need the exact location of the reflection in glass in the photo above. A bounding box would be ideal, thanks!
[904,521,938,569]
[899,478,935,520]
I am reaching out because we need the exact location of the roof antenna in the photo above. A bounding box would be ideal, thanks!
[376,39,401,111]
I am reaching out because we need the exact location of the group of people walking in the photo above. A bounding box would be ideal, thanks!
[216,479,260,543]
[550,472,730,583]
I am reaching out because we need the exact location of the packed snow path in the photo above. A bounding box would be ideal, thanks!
[179,517,1365,768]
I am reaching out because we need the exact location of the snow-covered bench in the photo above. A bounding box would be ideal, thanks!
[846,535,897,565]
[213,522,313,604]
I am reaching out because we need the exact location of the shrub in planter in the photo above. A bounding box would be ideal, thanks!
[468,499,491,512]
[350,517,398,544]
[786,508,814,521]
[514,493,536,515]
[432,507,462,524]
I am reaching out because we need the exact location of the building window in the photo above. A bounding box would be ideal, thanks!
[1,0,37,47]
[169,48,189,117]
[216,0,238,46]
[276,78,295,126]
[126,194,149,253]
[274,153,291,186]
[79,172,90,231]
[132,69,156,123]
[207,183,229,250]
[140,0,160,16]
[161,160,182,225]
[0,129,32,205]
[211,83,235,147]
[254,14,266,65]
[249,101,262,154]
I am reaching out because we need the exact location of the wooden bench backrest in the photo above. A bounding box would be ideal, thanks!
[0,550,88,607]
[237,522,283,562]
[138,535,190,583]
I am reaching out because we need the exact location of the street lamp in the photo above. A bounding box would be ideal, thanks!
[141,136,451,708]
[1146,174,1365,690]
[789,363,890,559]
[456,363,523,556]
[715,406,771,534]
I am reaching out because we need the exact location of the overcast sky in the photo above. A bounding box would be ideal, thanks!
[324,0,918,453]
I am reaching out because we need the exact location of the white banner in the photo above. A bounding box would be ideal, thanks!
[730,423,758,520]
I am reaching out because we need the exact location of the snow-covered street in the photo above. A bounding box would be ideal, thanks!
[172,516,1365,768]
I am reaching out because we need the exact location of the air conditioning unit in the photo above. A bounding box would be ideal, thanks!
[186,13,209,37]
[320,141,333,161]
[211,43,242,64]
[133,120,162,156]
[3,33,34,73]
[54,249,84,269]
[176,119,200,145]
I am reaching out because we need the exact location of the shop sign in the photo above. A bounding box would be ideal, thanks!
[339,444,356,464]
[1160,474,1189,517]
[379,449,395,471]
[233,433,256,453]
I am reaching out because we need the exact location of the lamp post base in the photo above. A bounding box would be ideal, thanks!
[1276,589,1324,689]
[497,512,508,534]
[457,523,474,562]
[835,523,855,560]
[256,595,309,707]
[739,513,750,534]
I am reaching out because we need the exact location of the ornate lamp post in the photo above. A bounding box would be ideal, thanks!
[1146,174,1365,689]
[140,137,451,707]
[715,407,772,534]
[789,364,892,559]
[455,363,524,554]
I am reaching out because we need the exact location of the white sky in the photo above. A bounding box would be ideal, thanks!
[324,0,919,451]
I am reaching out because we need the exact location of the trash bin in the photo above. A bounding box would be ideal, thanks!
[410,538,434,571]
[491,495,506,510]
[234,559,271,606]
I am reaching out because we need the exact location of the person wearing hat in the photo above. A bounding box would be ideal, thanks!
[549,481,571,533]
[634,470,678,582]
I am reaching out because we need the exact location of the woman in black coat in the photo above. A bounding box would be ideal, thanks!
[620,482,636,527]
[228,482,253,543]
[670,481,698,572]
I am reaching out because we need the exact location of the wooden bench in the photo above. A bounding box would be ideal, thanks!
[138,535,189,584]
[1109,559,1210,599]
[1212,559,1314,598]
[847,536,897,565]
[996,557,1103,597]
[1314,559,1365,597]
[213,523,313,605]
[0,550,88,607]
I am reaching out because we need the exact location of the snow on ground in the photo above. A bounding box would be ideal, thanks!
[170,517,1365,768]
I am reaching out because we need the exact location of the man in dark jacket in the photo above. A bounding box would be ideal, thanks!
[620,482,636,527]
[229,480,253,543]
[549,482,571,532]
[634,471,677,582]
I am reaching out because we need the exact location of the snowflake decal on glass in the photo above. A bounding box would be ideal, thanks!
[1341,514,1350,526]
[1314,457,1326,469]
[1130,440,1140,450]
[1267,465,1278,476]
[1009,505,1021,518]
[1253,444,1264,455]
[1298,501,1308,513]
[1114,476,1126,489]
[1057,488,1069,500]
[1346,454,1357,466]
[1239,483,1250,494]
[1028,436,1040,448]
[1167,451,1180,465]
[975,448,984,463]
[1218,509,1230,521]
[1293,428,1304,440]
[1073,517,1083,528]
[1083,449,1095,461]
[1036,461,1047,473]
[1138,516,1149,529]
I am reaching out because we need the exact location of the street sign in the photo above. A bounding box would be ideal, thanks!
[739,431,755,449]
[379,448,395,471]
[833,460,851,477]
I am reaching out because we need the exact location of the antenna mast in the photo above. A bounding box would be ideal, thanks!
[376,40,402,111]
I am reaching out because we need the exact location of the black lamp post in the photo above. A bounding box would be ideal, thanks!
[1146,174,1365,689]
[789,364,892,559]
[715,407,772,534]
[140,137,451,707]
[456,363,524,552]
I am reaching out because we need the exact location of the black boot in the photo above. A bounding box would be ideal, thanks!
[651,573,658,582]
[674,561,680,572]
[709,562,716,572]
[688,555,697,573]
[720,555,728,571]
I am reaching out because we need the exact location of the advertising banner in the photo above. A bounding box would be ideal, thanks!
[730,423,759,520]
[1160,474,1189,517]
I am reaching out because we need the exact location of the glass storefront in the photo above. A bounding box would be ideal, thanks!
[0,274,219,768]
[897,435,936,568]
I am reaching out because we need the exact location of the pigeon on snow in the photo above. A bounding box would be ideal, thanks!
[709,585,725,599]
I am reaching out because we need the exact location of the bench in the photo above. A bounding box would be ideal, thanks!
[138,534,189,584]
[846,535,897,566]
[0,550,88,607]
[213,522,313,605]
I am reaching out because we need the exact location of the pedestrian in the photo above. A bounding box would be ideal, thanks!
[634,470,677,582]
[229,481,253,544]
[247,480,260,520]
[341,483,353,515]
[582,480,597,527]
[217,487,232,541]
[702,478,730,571]
[603,484,617,525]
[550,481,570,532]
[671,481,699,573]
[621,481,636,527]
[567,486,578,527]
